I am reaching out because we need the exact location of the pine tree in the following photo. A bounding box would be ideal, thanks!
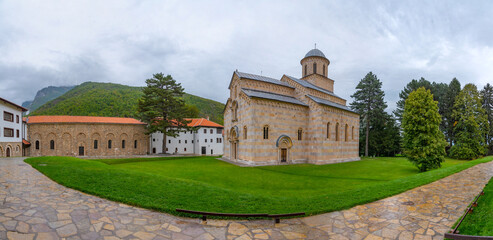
[481,83,493,154]
[449,84,489,159]
[443,78,461,146]
[137,73,193,153]
[350,72,388,157]
[402,87,447,172]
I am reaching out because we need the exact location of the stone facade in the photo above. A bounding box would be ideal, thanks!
[0,142,23,157]
[27,116,149,157]
[223,48,360,166]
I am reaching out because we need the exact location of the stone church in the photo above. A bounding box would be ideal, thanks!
[223,48,360,166]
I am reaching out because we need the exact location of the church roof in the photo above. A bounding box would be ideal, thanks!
[26,115,146,125]
[186,118,223,128]
[306,95,357,113]
[304,48,326,59]
[242,88,308,107]
[233,71,293,89]
[285,75,341,98]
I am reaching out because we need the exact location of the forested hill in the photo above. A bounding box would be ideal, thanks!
[22,85,75,112]
[30,82,225,124]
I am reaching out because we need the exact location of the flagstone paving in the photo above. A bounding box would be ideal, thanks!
[1,157,492,240]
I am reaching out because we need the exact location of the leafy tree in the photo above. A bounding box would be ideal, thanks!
[482,83,493,154]
[361,113,401,157]
[443,78,461,146]
[449,84,489,159]
[185,104,200,118]
[402,87,447,172]
[350,72,388,157]
[394,77,433,122]
[137,73,193,153]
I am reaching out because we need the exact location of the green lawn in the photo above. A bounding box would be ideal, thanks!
[456,176,493,236]
[25,156,492,218]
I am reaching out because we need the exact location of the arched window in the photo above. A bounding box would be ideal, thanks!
[50,140,55,150]
[326,122,330,139]
[108,140,112,149]
[94,140,98,149]
[232,101,238,121]
[35,140,40,150]
[134,140,138,148]
[323,65,326,75]
[352,126,355,140]
[313,62,317,74]
[244,126,247,139]
[335,123,339,141]
[122,140,126,149]
[304,65,307,76]
[298,128,303,141]
[263,125,269,139]
[345,124,349,142]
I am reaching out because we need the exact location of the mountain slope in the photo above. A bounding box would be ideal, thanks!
[22,86,75,112]
[30,82,225,124]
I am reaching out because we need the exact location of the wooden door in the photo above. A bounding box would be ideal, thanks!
[280,148,287,162]
[79,146,84,156]
[6,148,10,157]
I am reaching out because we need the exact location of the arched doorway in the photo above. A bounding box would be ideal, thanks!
[276,135,293,164]
[6,147,11,157]
[230,126,239,160]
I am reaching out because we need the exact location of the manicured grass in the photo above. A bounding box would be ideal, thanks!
[25,156,492,218]
[456,176,493,236]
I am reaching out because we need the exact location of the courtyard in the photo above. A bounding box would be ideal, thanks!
[0,157,491,239]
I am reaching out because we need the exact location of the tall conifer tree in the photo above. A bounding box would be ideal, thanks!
[350,72,388,157]
[443,78,461,146]
[402,87,447,172]
[137,73,193,153]
[449,84,489,159]
[481,83,493,154]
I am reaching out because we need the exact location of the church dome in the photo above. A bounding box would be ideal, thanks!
[304,48,326,59]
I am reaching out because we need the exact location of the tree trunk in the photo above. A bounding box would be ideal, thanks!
[162,131,167,154]
[365,118,369,157]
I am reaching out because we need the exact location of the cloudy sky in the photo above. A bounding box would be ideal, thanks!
[1,0,492,112]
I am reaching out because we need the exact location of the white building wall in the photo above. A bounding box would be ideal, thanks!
[0,102,23,143]
[150,127,223,155]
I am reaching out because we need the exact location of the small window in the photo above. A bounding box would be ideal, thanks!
[217,129,222,134]
[210,139,213,143]
[175,148,178,152]
[4,128,13,137]
[210,129,213,134]
[352,126,355,140]
[190,131,192,134]
[94,140,98,149]
[122,140,126,149]
[50,140,55,150]
[211,149,213,154]
[185,140,187,144]
[298,128,303,141]
[304,65,307,76]
[327,122,330,139]
[16,115,19,123]
[153,138,155,142]
[335,123,339,141]
[263,126,269,139]
[345,124,349,142]
[313,62,317,74]
[192,140,194,143]
[35,140,40,150]
[3,111,13,122]
[166,148,168,151]
[16,129,19,138]
[204,129,207,134]
[179,140,181,144]
[205,139,207,143]
[108,140,112,149]
[134,140,137,148]
[323,65,326,75]
[184,148,187,152]
[244,126,247,139]
[168,140,171,144]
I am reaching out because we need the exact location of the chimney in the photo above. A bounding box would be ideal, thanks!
[206,116,210,120]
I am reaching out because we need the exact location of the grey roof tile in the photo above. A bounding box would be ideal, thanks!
[306,95,357,114]
[235,71,293,88]
[242,88,308,107]
[285,75,342,98]
[304,48,327,59]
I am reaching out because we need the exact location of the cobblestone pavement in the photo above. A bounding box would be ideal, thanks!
[1,158,492,240]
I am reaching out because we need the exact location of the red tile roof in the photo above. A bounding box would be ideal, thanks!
[186,118,223,128]
[22,139,31,145]
[26,116,146,125]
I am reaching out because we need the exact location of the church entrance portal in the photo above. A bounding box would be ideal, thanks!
[276,135,292,164]
[79,146,85,156]
[280,148,287,162]
[230,126,239,160]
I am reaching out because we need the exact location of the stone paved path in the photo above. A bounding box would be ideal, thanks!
[1,158,492,240]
